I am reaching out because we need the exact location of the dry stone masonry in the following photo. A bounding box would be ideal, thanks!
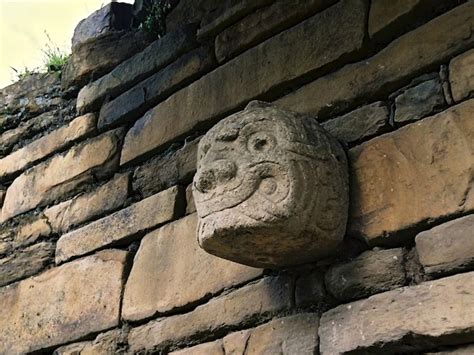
[0,0,473,353]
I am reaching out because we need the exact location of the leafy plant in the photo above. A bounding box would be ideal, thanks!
[42,31,69,73]
[139,0,172,38]
[10,66,39,81]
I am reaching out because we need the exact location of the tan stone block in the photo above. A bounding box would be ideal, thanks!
[0,250,128,354]
[319,272,474,354]
[53,329,127,355]
[120,0,366,165]
[185,184,196,215]
[276,2,474,119]
[0,113,96,180]
[170,341,224,355]
[349,100,474,244]
[15,216,52,248]
[122,214,263,322]
[449,48,474,102]
[55,186,183,264]
[1,128,123,222]
[44,173,129,233]
[128,276,292,353]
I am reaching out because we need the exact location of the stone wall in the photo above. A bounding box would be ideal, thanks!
[0,0,473,353]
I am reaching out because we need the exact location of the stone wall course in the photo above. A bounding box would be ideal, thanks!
[53,329,127,355]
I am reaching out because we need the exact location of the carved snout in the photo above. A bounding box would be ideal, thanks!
[194,160,237,193]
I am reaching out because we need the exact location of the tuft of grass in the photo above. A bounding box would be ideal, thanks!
[10,66,39,81]
[139,0,172,39]
[42,31,69,73]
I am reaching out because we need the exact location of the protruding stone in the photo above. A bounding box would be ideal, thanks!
[449,48,474,102]
[193,102,349,268]
[416,214,474,276]
[0,250,128,354]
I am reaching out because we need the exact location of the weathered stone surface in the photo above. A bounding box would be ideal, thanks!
[416,214,474,276]
[76,25,197,114]
[71,2,133,48]
[171,341,224,355]
[349,100,474,244]
[450,48,474,102]
[44,173,129,233]
[276,2,474,119]
[53,329,127,355]
[319,272,474,354]
[0,242,55,287]
[295,269,328,308]
[0,250,128,354]
[120,0,366,165]
[322,101,390,145]
[56,186,183,263]
[1,128,123,222]
[193,102,348,268]
[0,113,96,180]
[99,46,214,130]
[132,138,199,197]
[123,214,263,321]
[185,183,196,214]
[15,216,52,248]
[128,276,292,353]
[325,248,406,302]
[394,77,445,124]
[215,0,337,62]
[63,30,151,90]
[166,0,220,33]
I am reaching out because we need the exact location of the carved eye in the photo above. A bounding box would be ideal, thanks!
[247,132,275,153]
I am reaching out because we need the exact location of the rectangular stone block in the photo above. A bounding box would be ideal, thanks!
[349,100,474,244]
[276,2,474,119]
[98,46,215,130]
[128,276,293,353]
[319,272,474,354]
[55,186,183,264]
[449,48,474,102]
[1,128,124,222]
[44,173,129,233]
[416,214,474,276]
[76,25,197,114]
[0,113,96,180]
[185,183,196,215]
[123,214,263,322]
[53,329,126,355]
[120,0,367,165]
[0,250,128,354]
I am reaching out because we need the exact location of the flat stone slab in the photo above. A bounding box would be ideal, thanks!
[0,250,128,354]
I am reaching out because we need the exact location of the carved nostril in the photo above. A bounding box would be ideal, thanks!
[214,160,237,183]
[195,169,216,193]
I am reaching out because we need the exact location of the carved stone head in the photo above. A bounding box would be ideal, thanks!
[193,101,349,268]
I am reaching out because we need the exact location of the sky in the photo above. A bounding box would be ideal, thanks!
[0,0,134,89]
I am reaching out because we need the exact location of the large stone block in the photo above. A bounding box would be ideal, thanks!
[76,25,197,114]
[449,48,474,103]
[98,46,215,130]
[53,329,126,355]
[128,276,292,353]
[44,173,129,233]
[1,128,123,222]
[416,214,474,276]
[319,272,474,354]
[193,102,348,268]
[120,0,366,165]
[349,100,474,244]
[123,214,262,322]
[325,248,406,302]
[0,250,128,354]
[276,2,474,119]
[55,186,183,263]
[0,113,96,180]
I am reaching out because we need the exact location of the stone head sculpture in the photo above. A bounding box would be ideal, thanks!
[193,101,349,268]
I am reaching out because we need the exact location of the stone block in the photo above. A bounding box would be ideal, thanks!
[319,272,474,354]
[128,276,292,353]
[44,173,129,233]
[325,248,406,302]
[122,214,263,322]
[76,25,197,114]
[14,216,52,248]
[55,186,183,263]
[0,242,55,287]
[416,214,474,276]
[1,128,123,222]
[322,101,390,145]
[98,46,215,130]
[449,48,474,102]
[349,100,474,244]
[0,250,128,354]
[171,341,223,355]
[53,329,126,355]
[185,184,196,214]
[0,113,96,180]
[276,2,474,119]
[215,0,337,62]
[132,138,199,197]
[165,0,220,33]
[120,0,366,165]
[394,77,445,124]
